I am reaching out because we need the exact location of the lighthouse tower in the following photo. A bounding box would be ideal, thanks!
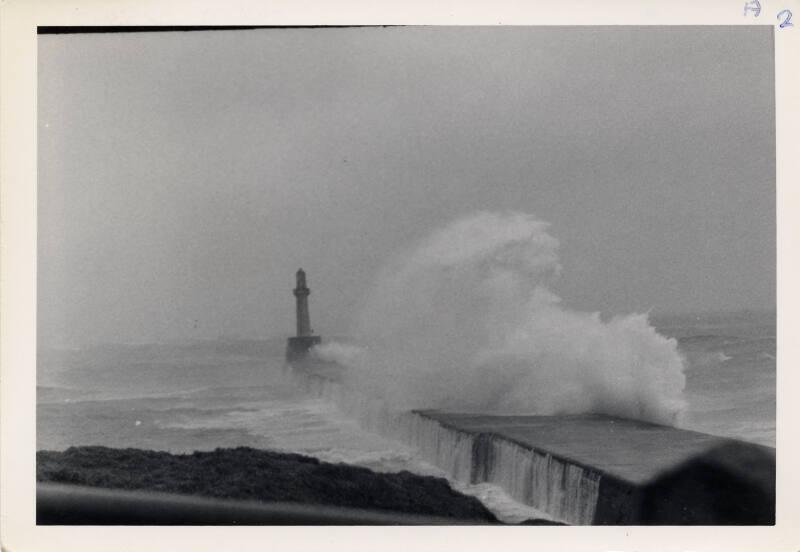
[294,268,312,337]
[286,269,322,362]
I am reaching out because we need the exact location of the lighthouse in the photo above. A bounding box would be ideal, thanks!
[286,268,322,362]
[294,269,312,337]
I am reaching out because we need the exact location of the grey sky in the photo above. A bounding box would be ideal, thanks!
[38,27,775,347]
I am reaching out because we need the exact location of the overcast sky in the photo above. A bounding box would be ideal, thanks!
[38,27,775,347]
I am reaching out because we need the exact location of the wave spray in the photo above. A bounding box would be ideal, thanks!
[317,211,686,425]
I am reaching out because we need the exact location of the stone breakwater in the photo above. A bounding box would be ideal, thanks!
[288,359,775,525]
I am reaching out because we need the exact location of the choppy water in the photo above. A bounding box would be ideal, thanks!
[654,310,775,447]
[37,311,775,522]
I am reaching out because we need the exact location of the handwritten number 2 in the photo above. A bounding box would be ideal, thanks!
[777,9,793,28]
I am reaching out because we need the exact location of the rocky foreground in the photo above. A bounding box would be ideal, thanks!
[38,446,518,523]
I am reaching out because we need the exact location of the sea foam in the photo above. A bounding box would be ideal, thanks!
[315,212,686,425]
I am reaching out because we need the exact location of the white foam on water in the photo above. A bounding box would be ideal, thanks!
[324,212,687,426]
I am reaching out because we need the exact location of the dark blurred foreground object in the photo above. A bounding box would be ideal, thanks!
[594,441,775,524]
[637,441,775,524]
[37,483,490,525]
[36,446,501,524]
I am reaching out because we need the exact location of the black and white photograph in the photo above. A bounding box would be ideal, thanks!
[3,3,797,549]
[31,24,777,527]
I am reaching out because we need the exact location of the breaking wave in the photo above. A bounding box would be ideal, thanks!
[315,211,686,425]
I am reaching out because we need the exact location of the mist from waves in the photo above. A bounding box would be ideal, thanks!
[315,211,687,426]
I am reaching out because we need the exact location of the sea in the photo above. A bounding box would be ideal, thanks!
[37,310,775,523]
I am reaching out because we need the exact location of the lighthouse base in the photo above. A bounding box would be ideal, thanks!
[286,336,322,363]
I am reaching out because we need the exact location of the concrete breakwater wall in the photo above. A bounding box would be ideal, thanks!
[285,361,774,525]
[420,411,775,524]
